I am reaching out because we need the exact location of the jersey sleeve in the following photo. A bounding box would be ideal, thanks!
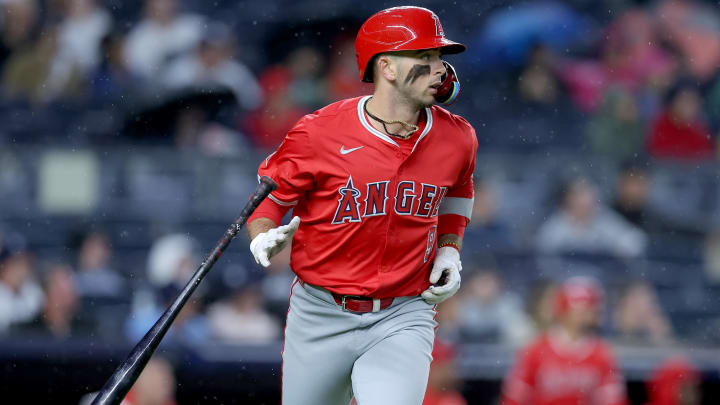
[249,118,315,225]
[595,346,629,405]
[437,125,478,238]
[501,345,537,405]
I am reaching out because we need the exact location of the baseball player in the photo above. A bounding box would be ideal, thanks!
[246,6,477,405]
[501,277,629,405]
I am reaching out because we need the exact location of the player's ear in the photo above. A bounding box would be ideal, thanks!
[377,54,397,82]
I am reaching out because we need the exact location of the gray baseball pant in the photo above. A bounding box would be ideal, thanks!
[281,279,437,405]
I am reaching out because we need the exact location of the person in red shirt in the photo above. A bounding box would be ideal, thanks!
[645,356,701,405]
[245,6,475,405]
[647,82,715,159]
[502,277,628,405]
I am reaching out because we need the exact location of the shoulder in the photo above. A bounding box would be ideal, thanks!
[592,339,618,363]
[295,96,365,132]
[430,106,477,147]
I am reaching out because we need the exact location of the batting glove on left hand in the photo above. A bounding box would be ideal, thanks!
[421,246,462,304]
[250,216,300,267]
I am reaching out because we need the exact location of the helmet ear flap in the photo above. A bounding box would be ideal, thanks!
[434,61,460,105]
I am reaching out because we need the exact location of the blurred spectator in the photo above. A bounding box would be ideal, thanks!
[2,26,59,102]
[44,0,112,100]
[0,0,39,67]
[536,176,648,258]
[146,233,198,290]
[456,267,533,346]
[286,46,327,111]
[162,22,263,111]
[485,44,586,150]
[586,88,646,161]
[124,356,177,405]
[326,35,372,101]
[613,281,674,345]
[12,263,94,339]
[73,230,125,299]
[558,9,675,113]
[89,32,138,103]
[244,66,309,150]
[126,283,209,346]
[611,161,666,234]
[462,181,515,252]
[526,279,558,335]
[655,0,720,82]
[422,339,467,405]
[207,283,280,343]
[646,356,701,405]
[502,277,628,405]
[124,0,204,80]
[647,82,714,160]
[0,232,43,333]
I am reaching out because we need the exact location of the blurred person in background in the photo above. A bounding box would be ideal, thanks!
[126,282,209,346]
[126,233,208,345]
[11,262,93,339]
[123,356,177,405]
[162,21,263,112]
[462,180,515,253]
[0,0,39,67]
[422,339,467,405]
[526,279,559,335]
[207,282,280,343]
[536,176,648,258]
[612,280,674,346]
[0,231,43,334]
[326,35,373,101]
[89,32,137,104]
[123,0,204,80]
[72,230,125,300]
[243,65,309,150]
[502,277,628,405]
[285,45,328,111]
[610,161,666,234]
[586,87,646,162]
[456,266,533,346]
[647,82,714,160]
[435,294,461,343]
[43,0,112,100]
[2,24,59,103]
[645,356,701,405]
[491,44,586,150]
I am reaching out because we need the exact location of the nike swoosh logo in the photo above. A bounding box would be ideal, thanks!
[340,145,364,155]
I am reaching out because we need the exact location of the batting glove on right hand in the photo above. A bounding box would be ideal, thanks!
[421,246,462,304]
[249,216,300,267]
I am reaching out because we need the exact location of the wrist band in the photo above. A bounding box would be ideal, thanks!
[438,241,461,252]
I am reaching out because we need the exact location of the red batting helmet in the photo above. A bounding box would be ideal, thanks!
[355,6,466,83]
[554,277,604,316]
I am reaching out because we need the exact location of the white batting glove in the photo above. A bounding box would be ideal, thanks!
[249,216,300,267]
[421,246,462,304]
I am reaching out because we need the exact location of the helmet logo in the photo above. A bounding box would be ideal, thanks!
[431,13,444,37]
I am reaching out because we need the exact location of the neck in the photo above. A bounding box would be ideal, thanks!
[369,85,423,125]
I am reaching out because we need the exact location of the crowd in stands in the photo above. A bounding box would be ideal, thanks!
[2,0,720,402]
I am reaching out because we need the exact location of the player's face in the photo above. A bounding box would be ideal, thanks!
[567,304,600,333]
[392,49,446,107]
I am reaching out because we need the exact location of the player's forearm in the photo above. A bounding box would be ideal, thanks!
[247,217,278,241]
[438,233,462,251]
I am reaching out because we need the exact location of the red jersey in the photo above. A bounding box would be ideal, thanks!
[250,96,477,297]
[502,331,628,405]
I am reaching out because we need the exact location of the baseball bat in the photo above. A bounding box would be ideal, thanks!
[91,176,278,405]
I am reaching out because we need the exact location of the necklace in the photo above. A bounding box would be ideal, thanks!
[364,99,419,139]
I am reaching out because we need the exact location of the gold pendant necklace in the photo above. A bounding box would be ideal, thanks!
[364,100,418,139]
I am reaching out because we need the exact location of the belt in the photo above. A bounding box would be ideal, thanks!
[332,294,394,313]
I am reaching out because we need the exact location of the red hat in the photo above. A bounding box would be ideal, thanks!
[555,276,604,315]
[355,6,466,82]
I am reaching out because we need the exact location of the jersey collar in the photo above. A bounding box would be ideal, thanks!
[357,96,433,152]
